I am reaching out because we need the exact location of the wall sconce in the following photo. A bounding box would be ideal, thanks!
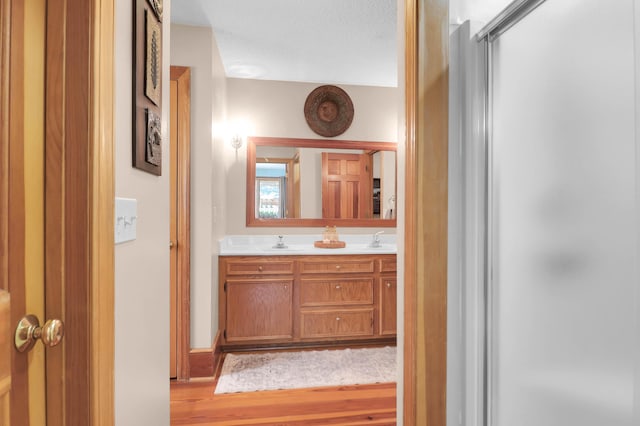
[225,119,252,152]
[229,133,243,150]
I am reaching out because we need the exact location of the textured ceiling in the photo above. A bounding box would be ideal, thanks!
[170,0,398,87]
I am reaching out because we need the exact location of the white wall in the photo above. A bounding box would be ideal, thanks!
[450,0,514,25]
[170,24,215,349]
[225,78,399,235]
[114,0,171,424]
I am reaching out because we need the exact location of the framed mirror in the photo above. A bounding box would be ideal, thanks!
[247,136,397,227]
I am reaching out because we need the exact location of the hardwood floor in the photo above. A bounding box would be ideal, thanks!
[170,380,397,425]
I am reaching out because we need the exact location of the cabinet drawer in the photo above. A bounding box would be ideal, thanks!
[225,259,294,276]
[379,257,397,273]
[299,259,374,274]
[300,309,374,338]
[300,278,374,307]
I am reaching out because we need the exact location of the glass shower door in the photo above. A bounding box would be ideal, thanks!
[485,1,640,425]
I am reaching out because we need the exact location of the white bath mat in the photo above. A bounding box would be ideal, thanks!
[214,346,396,394]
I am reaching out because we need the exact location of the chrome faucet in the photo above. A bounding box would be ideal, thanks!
[370,231,384,248]
[273,235,288,249]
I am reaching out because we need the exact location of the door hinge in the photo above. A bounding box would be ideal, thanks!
[223,329,227,340]
[224,281,227,292]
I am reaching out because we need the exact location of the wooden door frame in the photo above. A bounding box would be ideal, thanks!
[0,0,115,424]
[403,1,448,425]
[46,0,115,423]
[170,65,192,380]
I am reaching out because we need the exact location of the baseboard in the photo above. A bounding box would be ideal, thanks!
[211,331,223,377]
[189,331,223,378]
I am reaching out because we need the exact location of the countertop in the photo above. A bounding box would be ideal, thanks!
[218,234,397,256]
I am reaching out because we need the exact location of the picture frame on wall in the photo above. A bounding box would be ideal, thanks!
[133,0,163,176]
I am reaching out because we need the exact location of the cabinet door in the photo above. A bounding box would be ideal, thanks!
[380,277,397,335]
[225,279,293,342]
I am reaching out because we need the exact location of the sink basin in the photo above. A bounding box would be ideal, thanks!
[261,247,303,252]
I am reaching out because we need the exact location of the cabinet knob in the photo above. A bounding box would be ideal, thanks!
[336,317,341,321]
[336,265,341,270]
[335,285,341,290]
[258,266,263,272]
[386,282,392,288]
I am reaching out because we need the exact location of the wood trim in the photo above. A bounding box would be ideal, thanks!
[170,65,192,380]
[250,136,398,152]
[212,331,224,378]
[44,0,115,423]
[404,1,449,425]
[90,0,115,423]
[403,0,418,423]
[189,350,215,378]
[188,332,223,379]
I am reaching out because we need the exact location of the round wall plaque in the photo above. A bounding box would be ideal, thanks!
[304,85,354,137]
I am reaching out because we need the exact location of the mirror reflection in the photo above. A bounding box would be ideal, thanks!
[247,137,397,227]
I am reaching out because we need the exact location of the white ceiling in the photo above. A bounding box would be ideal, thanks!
[170,0,398,87]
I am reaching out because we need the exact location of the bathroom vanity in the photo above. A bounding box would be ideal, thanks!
[218,235,397,350]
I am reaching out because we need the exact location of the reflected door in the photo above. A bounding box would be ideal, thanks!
[321,153,372,219]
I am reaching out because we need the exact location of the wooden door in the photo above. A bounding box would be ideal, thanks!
[321,152,372,219]
[169,66,191,380]
[0,0,115,424]
[0,291,9,424]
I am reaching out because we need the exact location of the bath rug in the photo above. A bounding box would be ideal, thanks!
[214,346,396,394]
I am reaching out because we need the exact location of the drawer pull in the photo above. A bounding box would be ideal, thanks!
[258,266,263,272]
[335,285,341,290]
[336,265,341,270]
[336,317,341,321]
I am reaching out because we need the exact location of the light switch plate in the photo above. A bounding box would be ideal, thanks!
[115,197,137,244]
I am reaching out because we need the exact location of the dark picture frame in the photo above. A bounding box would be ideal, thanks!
[133,0,163,175]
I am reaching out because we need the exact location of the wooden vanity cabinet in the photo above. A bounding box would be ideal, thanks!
[219,254,396,349]
[219,257,295,345]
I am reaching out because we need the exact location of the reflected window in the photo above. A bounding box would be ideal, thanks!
[256,163,287,219]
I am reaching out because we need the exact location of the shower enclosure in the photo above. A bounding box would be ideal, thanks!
[453,0,640,425]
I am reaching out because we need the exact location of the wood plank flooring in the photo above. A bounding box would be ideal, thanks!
[170,380,397,425]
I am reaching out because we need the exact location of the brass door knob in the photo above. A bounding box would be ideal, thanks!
[15,314,65,353]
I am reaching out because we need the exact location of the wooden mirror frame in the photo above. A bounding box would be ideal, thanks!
[246,136,398,227]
